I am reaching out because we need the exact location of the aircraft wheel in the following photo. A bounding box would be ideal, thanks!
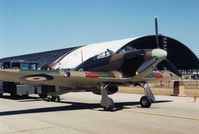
[140,96,152,108]
[103,98,114,111]
[0,93,3,97]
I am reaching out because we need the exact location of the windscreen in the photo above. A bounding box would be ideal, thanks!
[20,63,37,70]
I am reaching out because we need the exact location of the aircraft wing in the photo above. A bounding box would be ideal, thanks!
[0,69,134,88]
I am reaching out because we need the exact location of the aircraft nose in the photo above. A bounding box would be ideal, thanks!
[152,48,167,59]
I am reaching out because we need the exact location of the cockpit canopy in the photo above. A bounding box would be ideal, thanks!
[93,49,114,61]
[116,46,137,53]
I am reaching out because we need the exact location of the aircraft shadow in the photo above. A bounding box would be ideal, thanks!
[0,100,172,116]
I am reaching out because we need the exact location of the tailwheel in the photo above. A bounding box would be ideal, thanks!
[140,96,152,108]
[102,98,114,111]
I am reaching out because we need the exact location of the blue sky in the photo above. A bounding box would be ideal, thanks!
[0,0,198,58]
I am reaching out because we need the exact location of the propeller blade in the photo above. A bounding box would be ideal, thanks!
[137,57,157,74]
[163,60,182,77]
[155,16,160,48]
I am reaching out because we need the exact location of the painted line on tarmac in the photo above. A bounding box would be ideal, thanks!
[124,109,199,122]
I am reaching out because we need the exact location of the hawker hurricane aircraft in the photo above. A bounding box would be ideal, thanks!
[0,17,181,111]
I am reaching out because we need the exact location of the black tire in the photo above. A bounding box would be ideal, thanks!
[0,93,3,97]
[140,96,152,108]
[39,94,47,98]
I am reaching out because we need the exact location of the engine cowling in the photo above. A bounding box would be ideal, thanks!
[92,84,118,95]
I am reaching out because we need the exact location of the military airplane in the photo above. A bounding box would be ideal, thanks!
[0,17,181,111]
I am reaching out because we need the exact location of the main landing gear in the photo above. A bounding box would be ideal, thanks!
[100,82,155,111]
[136,82,155,108]
[100,85,114,111]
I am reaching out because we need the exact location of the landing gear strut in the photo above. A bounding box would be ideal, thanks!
[136,82,155,108]
[100,85,114,111]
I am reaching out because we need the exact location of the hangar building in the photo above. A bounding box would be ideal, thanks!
[0,35,198,72]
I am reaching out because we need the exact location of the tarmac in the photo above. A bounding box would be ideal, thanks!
[0,93,199,134]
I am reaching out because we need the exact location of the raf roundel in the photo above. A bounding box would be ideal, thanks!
[26,76,47,81]
[21,74,54,82]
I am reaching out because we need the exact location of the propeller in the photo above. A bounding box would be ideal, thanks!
[135,17,181,77]
[154,16,182,77]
